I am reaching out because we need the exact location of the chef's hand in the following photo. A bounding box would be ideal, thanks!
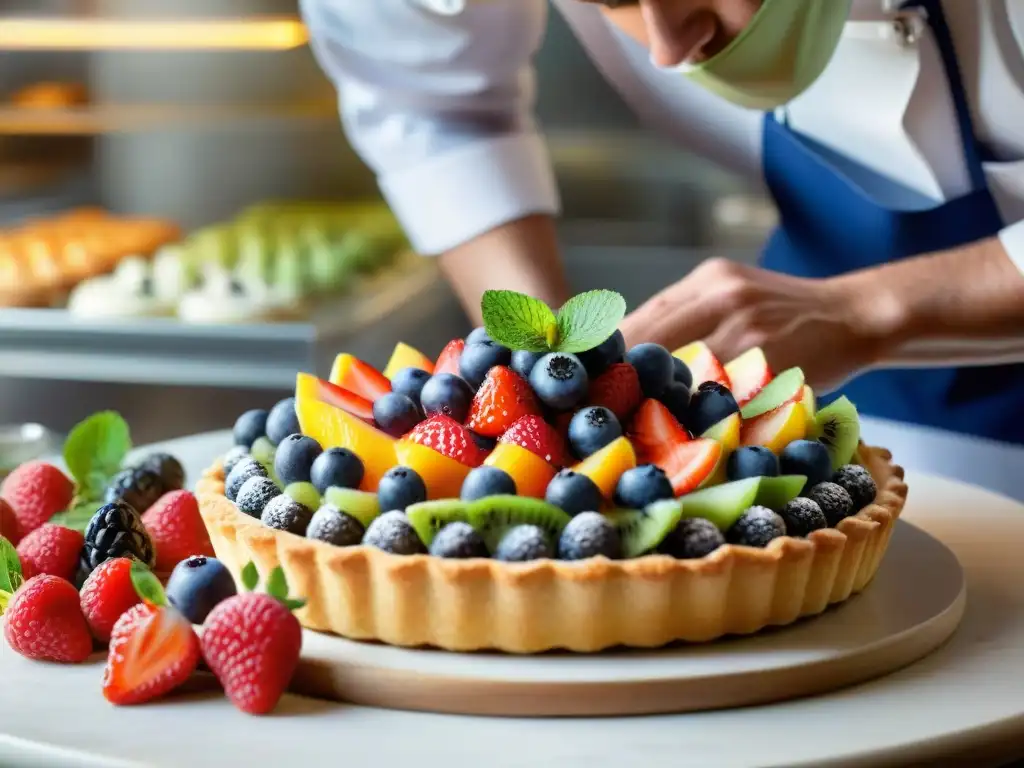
[619,258,890,392]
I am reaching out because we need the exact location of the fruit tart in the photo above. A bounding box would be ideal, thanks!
[198,290,906,653]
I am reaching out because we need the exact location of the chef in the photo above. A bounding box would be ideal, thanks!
[300,0,1024,444]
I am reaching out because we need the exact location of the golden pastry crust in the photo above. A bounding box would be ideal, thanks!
[198,444,906,654]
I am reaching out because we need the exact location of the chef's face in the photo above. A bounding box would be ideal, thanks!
[581,0,763,68]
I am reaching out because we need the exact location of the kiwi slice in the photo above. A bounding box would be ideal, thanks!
[606,500,684,558]
[323,487,380,528]
[755,475,807,511]
[467,495,571,553]
[284,482,321,511]
[809,396,860,470]
[679,478,761,531]
[741,368,806,420]
[406,500,471,548]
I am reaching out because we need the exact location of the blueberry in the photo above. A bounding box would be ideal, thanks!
[391,367,431,407]
[166,555,237,625]
[614,465,674,509]
[222,446,250,478]
[460,466,516,501]
[310,447,364,494]
[805,482,854,527]
[363,511,426,555]
[236,476,281,518]
[429,521,489,559]
[832,465,877,512]
[544,470,604,517]
[778,497,827,537]
[558,511,622,560]
[465,326,492,345]
[233,409,268,449]
[511,350,544,380]
[138,452,185,492]
[625,343,674,398]
[529,353,589,411]
[727,506,786,548]
[273,434,322,486]
[372,392,423,438]
[306,504,365,546]
[686,381,739,436]
[494,525,552,562]
[577,329,626,378]
[420,373,474,422]
[780,440,833,488]
[659,518,725,559]
[672,357,693,389]
[265,397,300,446]
[659,381,692,424]
[225,457,269,502]
[469,430,498,452]
[459,341,512,389]
[261,494,313,535]
[727,446,780,481]
[568,406,622,459]
[377,466,427,512]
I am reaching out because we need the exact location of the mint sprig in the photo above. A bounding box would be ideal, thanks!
[49,499,105,533]
[481,289,626,355]
[64,411,132,501]
[130,560,167,607]
[0,535,24,615]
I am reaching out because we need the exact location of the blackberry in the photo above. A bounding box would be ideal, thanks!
[306,504,365,547]
[363,511,426,555]
[80,500,156,578]
[104,467,165,515]
[260,495,313,535]
[806,482,854,527]
[727,506,786,548]
[494,525,552,562]
[236,476,281,518]
[138,452,185,491]
[832,465,877,512]
[778,497,827,538]
[225,458,269,502]
[558,512,622,560]
[222,446,249,478]
[659,518,725,559]
[429,522,489,559]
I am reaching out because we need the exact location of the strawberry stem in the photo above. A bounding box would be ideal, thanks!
[240,561,259,592]
[130,561,167,607]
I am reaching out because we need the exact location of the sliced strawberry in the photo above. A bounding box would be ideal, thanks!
[330,354,391,402]
[404,414,488,467]
[588,362,642,423]
[434,339,465,377]
[310,377,374,421]
[628,399,690,465]
[466,366,541,438]
[498,414,568,467]
[658,438,722,496]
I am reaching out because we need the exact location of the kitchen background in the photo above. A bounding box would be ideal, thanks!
[0,0,775,445]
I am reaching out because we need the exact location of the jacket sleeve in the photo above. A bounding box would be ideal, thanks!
[300,0,560,255]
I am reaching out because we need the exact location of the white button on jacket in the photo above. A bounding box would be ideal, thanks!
[299,0,1024,275]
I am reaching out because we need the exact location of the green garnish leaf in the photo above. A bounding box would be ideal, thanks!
[49,499,103,533]
[241,561,259,592]
[0,535,23,599]
[282,598,307,612]
[481,290,557,353]
[554,290,627,354]
[63,412,132,499]
[0,589,12,615]
[266,566,289,602]
[130,560,166,607]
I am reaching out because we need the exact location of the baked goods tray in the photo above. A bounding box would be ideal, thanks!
[0,260,466,390]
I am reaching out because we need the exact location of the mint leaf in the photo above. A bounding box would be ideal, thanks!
[130,560,166,607]
[481,290,557,353]
[241,561,259,592]
[64,412,132,498]
[0,535,22,596]
[553,290,627,355]
[49,499,103,533]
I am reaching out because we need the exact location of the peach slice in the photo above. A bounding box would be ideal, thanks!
[328,353,391,401]
[740,401,807,455]
[295,372,374,421]
[672,341,731,389]
[383,341,435,380]
[394,440,471,500]
[724,347,773,407]
[571,436,637,500]
[700,412,741,486]
[484,443,556,499]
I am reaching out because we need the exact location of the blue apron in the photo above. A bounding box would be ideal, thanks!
[760,0,1024,445]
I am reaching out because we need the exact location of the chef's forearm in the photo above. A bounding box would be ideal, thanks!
[438,214,571,326]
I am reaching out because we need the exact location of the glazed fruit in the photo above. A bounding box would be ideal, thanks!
[805,481,854,527]
[295,373,374,422]
[810,397,861,470]
[430,521,488,559]
[587,362,642,423]
[419,373,474,423]
[377,466,428,512]
[571,436,637,499]
[614,465,674,509]
[778,497,827,538]
[306,504,365,546]
[577,329,626,378]
[832,464,877,512]
[165,555,237,624]
[363,510,427,555]
[266,397,301,446]
[4,574,93,663]
[459,340,512,389]
[625,343,674,398]
[372,392,423,438]
[727,506,787,548]
[741,367,805,420]
[724,347,772,407]
[390,366,431,407]
[510,349,543,379]
[605,500,684,558]
[225,457,269,502]
[434,338,466,376]
[104,467,164,514]
[141,490,214,573]
[467,366,541,438]
[405,500,471,547]
[233,409,269,449]
[79,557,141,643]
[677,477,761,531]
[529,352,589,411]
[460,466,516,501]
[284,482,322,512]
[558,511,622,560]
[16,523,84,581]
[274,434,323,487]
[483,443,556,499]
[467,495,570,553]
[1,461,73,535]
[261,494,313,535]
[673,341,729,388]
[544,469,604,517]
[687,381,740,436]
[322,487,381,528]
[137,452,186,492]
[658,517,724,559]
[672,356,693,389]
[727,445,780,481]
[741,401,807,454]
[498,414,567,467]
[329,353,392,402]
[779,439,833,488]
[310,447,365,494]
[494,525,553,562]
[383,341,434,379]
[405,414,487,468]
[393,440,471,499]
[236,476,281,518]
[568,406,622,459]
[81,500,156,578]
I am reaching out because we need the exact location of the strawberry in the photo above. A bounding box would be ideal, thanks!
[1,461,74,535]
[80,558,142,643]
[588,363,642,423]
[16,524,85,582]
[498,415,568,467]
[4,574,93,663]
[0,498,22,546]
[141,491,213,574]
[404,414,488,467]
[434,338,465,377]
[466,366,541,438]
[333,355,392,402]
[309,376,374,421]
[628,399,691,465]
[202,564,304,715]
[658,438,722,496]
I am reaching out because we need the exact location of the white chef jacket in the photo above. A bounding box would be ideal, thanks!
[299,0,1024,276]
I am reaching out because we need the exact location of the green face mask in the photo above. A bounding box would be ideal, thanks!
[667,0,852,111]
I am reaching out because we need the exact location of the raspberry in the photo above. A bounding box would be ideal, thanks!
[4,575,93,663]
[16,524,85,581]
[80,558,142,643]
[1,461,74,535]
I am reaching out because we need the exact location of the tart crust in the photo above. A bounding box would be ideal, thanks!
[197,444,906,654]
